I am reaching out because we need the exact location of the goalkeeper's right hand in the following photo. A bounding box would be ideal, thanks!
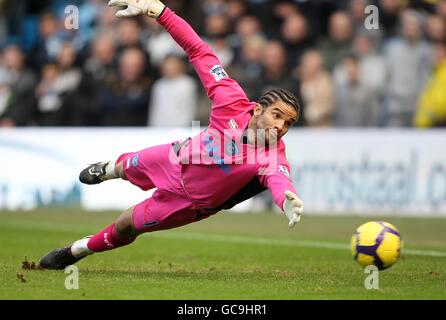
[283,190,304,228]
[108,0,165,18]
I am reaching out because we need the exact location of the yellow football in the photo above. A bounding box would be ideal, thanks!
[351,221,402,270]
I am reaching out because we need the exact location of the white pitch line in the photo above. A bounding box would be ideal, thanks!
[147,232,446,258]
[402,249,446,257]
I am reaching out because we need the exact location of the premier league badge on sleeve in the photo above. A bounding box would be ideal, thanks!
[210,65,228,82]
[278,165,290,178]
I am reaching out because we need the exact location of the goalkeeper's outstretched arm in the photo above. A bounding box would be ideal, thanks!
[109,0,248,108]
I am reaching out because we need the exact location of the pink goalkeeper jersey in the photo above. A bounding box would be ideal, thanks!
[158,8,297,211]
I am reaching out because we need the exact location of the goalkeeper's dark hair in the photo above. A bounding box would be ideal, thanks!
[258,88,300,118]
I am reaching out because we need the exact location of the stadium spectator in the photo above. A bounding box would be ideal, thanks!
[425,14,446,42]
[83,32,117,82]
[77,0,103,39]
[298,49,335,127]
[94,2,119,35]
[273,1,300,20]
[143,18,185,68]
[334,54,381,127]
[0,45,37,127]
[269,1,300,37]
[226,0,249,25]
[61,0,106,56]
[73,32,117,126]
[203,14,234,67]
[280,13,314,70]
[244,0,278,35]
[148,54,198,126]
[350,33,387,96]
[348,0,383,45]
[228,35,265,100]
[34,63,63,125]
[233,15,264,42]
[28,12,68,72]
[0,72,11,127]
[0,24,5,53]
[290,0,338,43]
[229,15,266,64]
[349,0,369,32]
[116,18,144,53]
[318,11,354,72]
[202,0,227,17]
[414,40,446,127]
[34,42,81,126]
[115,18,153,80]
[49,0,83,18]
[0,0,53,53]
[259,40,297,99]
[436,0,446,19]
[383,9,432,127]
[378,0,404,39]
[97,47,152,126]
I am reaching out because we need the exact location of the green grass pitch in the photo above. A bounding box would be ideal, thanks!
[1,208,445,299]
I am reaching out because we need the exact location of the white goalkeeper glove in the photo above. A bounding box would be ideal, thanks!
[283,190,304,228]
[108,0,165,18]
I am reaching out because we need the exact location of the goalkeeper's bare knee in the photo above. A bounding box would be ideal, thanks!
[115,161,128,180]
[115,206,141,239]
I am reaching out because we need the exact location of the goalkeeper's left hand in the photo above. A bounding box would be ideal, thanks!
[283,190,304,228]
[108,0,165,18]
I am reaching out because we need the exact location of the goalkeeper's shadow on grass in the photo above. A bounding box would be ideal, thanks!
[22,263,271,282]
[58,268,252,284]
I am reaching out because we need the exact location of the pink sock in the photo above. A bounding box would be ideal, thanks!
[87,223,136,253]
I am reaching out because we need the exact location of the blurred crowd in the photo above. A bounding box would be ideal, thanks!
[0,0,446,128]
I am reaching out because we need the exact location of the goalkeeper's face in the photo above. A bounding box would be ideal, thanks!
[252,101,298,145]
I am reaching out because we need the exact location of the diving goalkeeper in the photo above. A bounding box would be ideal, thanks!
[39,0,304,269]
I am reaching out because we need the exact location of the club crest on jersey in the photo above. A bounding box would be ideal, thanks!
[225,140,240,156]
[278,165,290,178]
[210,65,228,82]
